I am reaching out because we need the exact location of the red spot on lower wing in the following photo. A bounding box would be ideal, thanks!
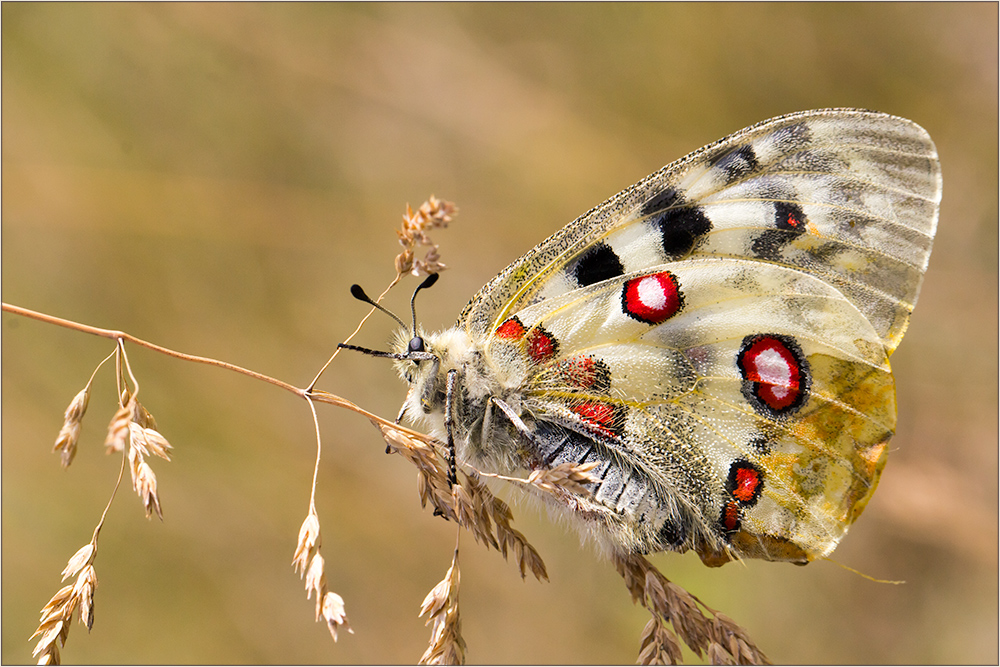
[739,336,803,410]
[721,501,741,532]
[495,316,527,340]
[732,466,762,504]
[571,401,622,438]
[526,327,558,363]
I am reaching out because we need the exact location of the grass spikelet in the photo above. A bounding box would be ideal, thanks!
[104,403,131,454]
[53,388,90,468]
[375,422,548,582]
[129,452,163,520]
[292,508,353,642]
[638,616,684,665]
[524,460,600,495]
[292,513,321,576]
[320,592,351,641]
[418,548,465,665]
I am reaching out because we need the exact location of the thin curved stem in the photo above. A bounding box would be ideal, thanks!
[305,395,322,513]
[2,302,303,397]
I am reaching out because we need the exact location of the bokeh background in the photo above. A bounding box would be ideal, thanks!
[3,4,996,664]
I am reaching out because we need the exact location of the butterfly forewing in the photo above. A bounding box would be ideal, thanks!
[414,109,939,565]
[461,109,939,353]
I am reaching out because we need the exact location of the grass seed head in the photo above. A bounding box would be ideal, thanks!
[53,389,91,468]
[321,591,352,641]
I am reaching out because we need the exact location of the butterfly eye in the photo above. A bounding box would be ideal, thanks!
[408,337,425,353]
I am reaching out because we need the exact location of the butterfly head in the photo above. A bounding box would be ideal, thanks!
[341,275,471,421]
[391,325,479,418]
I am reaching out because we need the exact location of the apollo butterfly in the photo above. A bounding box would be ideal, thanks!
[364,109,940,566]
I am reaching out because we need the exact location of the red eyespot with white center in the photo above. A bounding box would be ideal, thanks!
[737,334,810,418]
[621,271,683,325]
[720,500,741,533]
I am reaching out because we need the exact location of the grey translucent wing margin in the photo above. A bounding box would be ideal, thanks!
[456,108,941,352]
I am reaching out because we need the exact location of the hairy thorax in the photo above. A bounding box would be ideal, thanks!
[393,328,530,474]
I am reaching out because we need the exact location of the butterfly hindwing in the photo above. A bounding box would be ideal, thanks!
[481,256,898,562]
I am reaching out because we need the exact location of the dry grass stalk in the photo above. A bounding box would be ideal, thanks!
[30,543,99,665]
[613,553,769,665]
[292,510,353,641]
[376,422,548,582]
[418,548,465,665]
[395,196,457,277]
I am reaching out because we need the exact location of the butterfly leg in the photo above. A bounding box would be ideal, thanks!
[390,399,409,454]
[489,396,536,445]
[444,369,459,487]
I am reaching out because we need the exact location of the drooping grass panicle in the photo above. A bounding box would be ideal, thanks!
[100,343,175,520]
[53,389,89,469]
[613,552,770,665]
[376,421,548,583]
[32,546,101,665]
[291,396,353,642]
[30,432,129,666]
[418,545,465,665]
[291,507,354,642]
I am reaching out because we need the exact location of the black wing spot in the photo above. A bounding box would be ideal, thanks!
[652,207,712,257]
[573,242,625,287]
[751,201,808,259]
[775,201,808,232]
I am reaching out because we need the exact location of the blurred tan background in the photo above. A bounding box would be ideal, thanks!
[3,4,996,664]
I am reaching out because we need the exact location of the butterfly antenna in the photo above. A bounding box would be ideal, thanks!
[349,284,407,329]
[409,273,439,337]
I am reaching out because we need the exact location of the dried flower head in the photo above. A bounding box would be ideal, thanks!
[128,449,163,520]
[524,460,600,496]
[104,404,131,454]
[395,196,457,277]
[291,508,352,642]
[292,513,321,576]
[321,591,351,641]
